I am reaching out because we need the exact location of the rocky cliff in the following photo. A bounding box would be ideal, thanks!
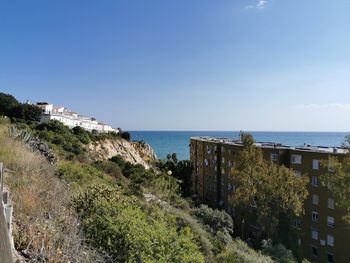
[88,139,157,169]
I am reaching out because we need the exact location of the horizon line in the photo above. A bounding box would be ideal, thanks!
[128,130,350,133]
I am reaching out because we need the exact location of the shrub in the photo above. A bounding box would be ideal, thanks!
[72,126,91,144]
[72,185,205,263]
[261,240,296,263]
[216,239,273,263]
[57,161,114,190]
[193,205,233,235]
[92,160,123,178]
[120,131,131,141]
[34,120,86,158]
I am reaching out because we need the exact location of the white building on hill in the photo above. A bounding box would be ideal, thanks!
[36,102,119,133]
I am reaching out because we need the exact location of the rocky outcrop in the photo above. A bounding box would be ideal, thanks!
[88,139,157,169]
[27,137,56,165]
[8,126,56,165]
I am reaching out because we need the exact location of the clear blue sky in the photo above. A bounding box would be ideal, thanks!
[1,0,350,131]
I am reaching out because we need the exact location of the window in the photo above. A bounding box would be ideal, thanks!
[270,153,278,161]
[291,154,302,164]
[312,194,319,205]
[311,246,318,257]
[328,198,335,209]
[311,228,319,240]
[327,252,334,263]
[327,235,334,247]
[312,211,319,222]
[312,176,319,187]
[327,216,335,228]
[221,167,225,175]
[312,159,320,170]
[222,157,225,164]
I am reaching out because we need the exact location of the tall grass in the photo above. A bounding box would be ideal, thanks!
[0,126,107,262]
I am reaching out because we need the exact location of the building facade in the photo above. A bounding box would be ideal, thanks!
[190,137,350,263]
[36,102,118,133]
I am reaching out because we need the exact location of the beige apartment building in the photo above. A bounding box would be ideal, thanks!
[190,137,350,263]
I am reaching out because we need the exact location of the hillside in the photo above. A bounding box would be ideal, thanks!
[0,120,299,263]
[0,93,298,263]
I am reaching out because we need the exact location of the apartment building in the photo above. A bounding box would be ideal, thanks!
[190,137,349,263]
[36,102,119,133]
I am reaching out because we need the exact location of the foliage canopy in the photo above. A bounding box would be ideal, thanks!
[230,133,309,239]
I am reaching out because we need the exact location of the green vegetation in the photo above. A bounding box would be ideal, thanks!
[10,119,130,160]
[73,185,204,263]
[155,153,193,197]
[230,133,309,242]
[217,239,273,263]
[261,240,296,263]
[0,92,42,122]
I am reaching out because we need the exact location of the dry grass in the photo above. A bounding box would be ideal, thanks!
[0,126,107,262]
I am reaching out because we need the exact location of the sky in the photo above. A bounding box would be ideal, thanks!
[1,0,350,131]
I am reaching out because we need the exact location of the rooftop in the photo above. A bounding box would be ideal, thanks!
[190,136,348,154]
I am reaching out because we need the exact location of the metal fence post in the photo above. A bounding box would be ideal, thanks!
[0,162,3,192]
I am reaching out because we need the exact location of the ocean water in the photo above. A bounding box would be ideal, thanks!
[130,131,349,160]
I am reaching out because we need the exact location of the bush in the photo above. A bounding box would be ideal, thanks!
[72,185,204,263]
[193,205,233,235]
[261,240,296,263]
[120,131,131,141]
[72,126,91,144]
[57,161,114,190]
[216,239,273,263]
[34,120,86,158]
[92,160,123,178]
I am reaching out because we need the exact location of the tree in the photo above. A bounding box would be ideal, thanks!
[0,92,19,116]
[19,103,42,121]
[320,136,350,223]
[173,160,193,197]
[229,133,309,240]
[0,93,41,121]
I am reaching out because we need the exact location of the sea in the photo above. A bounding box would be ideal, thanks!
[130,131,349,161]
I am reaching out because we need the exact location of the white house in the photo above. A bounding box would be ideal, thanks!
[36,102,118,133]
